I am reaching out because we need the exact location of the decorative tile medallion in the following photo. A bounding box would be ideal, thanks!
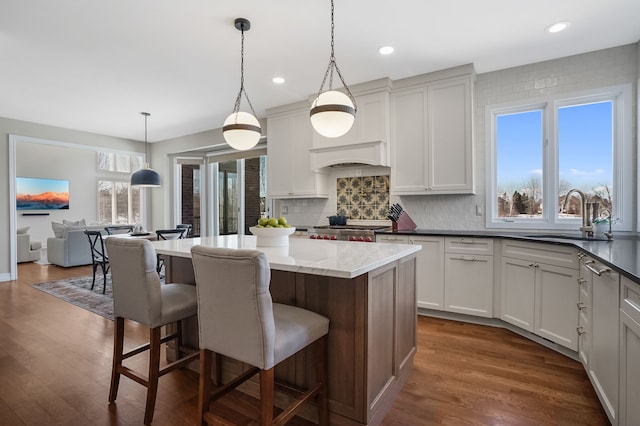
[336,175,390,220]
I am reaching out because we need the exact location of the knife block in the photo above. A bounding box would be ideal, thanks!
[396,212,417,231]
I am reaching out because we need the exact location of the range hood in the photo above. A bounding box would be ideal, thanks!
[309,82,391,169]
[309,140,389,169]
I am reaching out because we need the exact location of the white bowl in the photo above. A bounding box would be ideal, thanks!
[249,226,296,246]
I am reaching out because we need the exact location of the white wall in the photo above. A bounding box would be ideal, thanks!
[395,43,638,231]
[16,142,98,247]
[0,117,143,280]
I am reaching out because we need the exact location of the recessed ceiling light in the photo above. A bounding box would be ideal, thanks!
[378,46,394,55]
[545,21,571,33]
[272,77,285,84]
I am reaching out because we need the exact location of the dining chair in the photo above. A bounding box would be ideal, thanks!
[155,228,187,274]
[176,224,192,238]
[105,237,199,425]
[191,245,329,426]
[84,230,110,294]
[104,225,134,235]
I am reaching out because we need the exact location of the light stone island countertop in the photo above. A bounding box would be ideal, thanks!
[152,235,421,279]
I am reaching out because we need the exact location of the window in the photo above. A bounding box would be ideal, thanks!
[97,151,143,224]
[98,180,141,224]
[487,84,632,231]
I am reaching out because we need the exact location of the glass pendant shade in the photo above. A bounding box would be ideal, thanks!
[310,90,356,138]
[131,166,161,186]
[223,111,261,150]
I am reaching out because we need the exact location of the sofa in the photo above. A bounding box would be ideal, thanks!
[17,227,42,263]
[46,220,134,267]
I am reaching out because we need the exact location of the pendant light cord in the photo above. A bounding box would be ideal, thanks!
[231,22,258,120]
[142,112,150,167]
[314,0,357,110]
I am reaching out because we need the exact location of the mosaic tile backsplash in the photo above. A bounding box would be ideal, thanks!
[336,175,390,220]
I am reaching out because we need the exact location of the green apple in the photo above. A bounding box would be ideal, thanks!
[268,218,278,227]
[258,217,269,226]
[278,216,288,226]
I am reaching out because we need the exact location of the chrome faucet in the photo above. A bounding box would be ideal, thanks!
[563,189,593,238]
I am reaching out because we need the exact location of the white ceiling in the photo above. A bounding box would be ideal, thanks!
[1,0,639,142]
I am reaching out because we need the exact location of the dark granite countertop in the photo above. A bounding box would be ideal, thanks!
[376,229,640,284]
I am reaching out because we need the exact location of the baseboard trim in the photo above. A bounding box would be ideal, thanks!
[0,272,14,283]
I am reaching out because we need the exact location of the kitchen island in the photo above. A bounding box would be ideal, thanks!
[152,236,421,426]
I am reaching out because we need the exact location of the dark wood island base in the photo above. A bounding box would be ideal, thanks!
[164,253,417,426]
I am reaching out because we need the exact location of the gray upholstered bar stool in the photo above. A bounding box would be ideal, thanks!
[105,238,199,425]
[191,246,330,426]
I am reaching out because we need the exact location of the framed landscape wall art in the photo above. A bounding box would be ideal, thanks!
[16,177,70,210]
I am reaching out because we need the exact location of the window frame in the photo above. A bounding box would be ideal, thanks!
[485,84,633,232]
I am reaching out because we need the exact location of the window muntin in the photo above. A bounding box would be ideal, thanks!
[487,85,631,231]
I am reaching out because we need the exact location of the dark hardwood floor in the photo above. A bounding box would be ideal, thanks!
[0,262,609,425]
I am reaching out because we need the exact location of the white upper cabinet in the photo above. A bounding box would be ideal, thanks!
[266,105,329,199]
[390,66,475,195]
[310,80,391,169]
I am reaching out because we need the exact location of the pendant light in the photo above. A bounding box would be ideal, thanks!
[310,0,357,138]
[223,18,261,151]
[131,112,161,187]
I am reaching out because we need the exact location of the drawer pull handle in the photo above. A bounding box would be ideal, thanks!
[577,326,586,336]
[577,302,586,311]
[450,256,477,262]
[577,277,587,285]
[585,262,611,276]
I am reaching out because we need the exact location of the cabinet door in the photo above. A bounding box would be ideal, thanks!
[578,256,592,367]
[427,77,474,194]
[390,88,428,194]
[501,257,535,331]
[589,261,619,425]
[267,110,328,198]
[534,262,579,350]
[620,310,640,426]
[444,253,493,317]
[410,236,445,311]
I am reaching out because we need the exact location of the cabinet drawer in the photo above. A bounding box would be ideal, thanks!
[445,237,494,255]
[502,240,578,269]
[621,276,640,324]
[376,234,409,244]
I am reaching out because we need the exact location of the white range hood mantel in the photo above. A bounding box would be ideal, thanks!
[310,140,389,169]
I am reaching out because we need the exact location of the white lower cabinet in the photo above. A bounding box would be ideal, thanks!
[577,254,592,367]
[620,276,640,426]
[586,257,619,425]
[500,241,579,350]
[411,236,445,310]
[376,234,445,310]
[443,237,493,317]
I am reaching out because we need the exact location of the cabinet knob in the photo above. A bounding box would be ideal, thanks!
[577,326,586,336]
[577,302,587,311]
[577,277,587,286]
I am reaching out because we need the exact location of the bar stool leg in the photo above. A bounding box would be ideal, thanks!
[144,327,162,425]
[316,336,329,426]
[109,317,125,403]
[260,368,275,425]
[198,349,213,426]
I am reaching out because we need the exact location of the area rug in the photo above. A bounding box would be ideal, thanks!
[32,275,114,320]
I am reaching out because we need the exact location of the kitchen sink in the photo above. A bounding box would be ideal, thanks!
[524,233,609,241]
